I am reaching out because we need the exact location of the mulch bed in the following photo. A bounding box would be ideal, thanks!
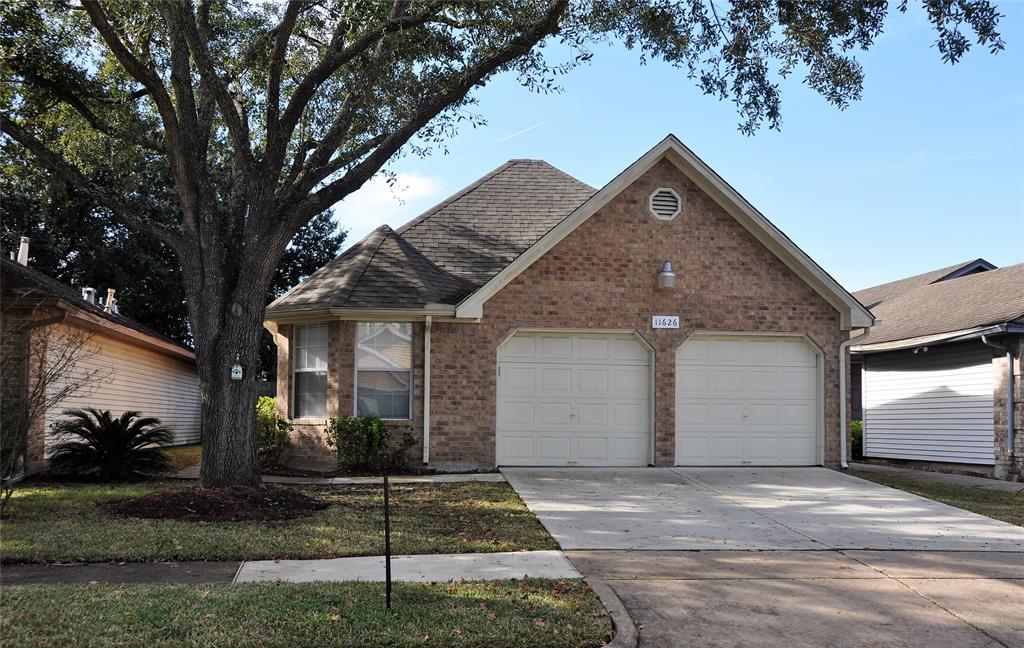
[100,486,329,523]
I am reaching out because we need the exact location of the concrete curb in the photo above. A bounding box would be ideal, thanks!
[587,577,639,648]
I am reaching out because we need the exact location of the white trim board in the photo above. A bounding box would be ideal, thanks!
[454,135,874,330]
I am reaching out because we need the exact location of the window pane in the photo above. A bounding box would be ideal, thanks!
[356,322,412,370]
[295,324,328,371]
[294,371,327,418]
[356,371,411,419]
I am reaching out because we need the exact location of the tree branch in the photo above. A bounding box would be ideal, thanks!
[279,0,447,142]
[266,1,304,161]
[166,1,256,174]
[286,0,569,229]
[0,114,183,249]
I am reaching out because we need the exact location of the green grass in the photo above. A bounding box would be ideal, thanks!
[162,444,202,473]
[852,470,1024,526]
[0,579,611,648]
[1,482,557,563]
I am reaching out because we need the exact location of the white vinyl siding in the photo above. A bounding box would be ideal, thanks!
[675,334,819,466]
[44,325,200,450]
[497,332,651,467]
[863,346,994,465]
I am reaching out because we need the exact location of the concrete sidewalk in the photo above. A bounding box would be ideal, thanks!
[850,462,1024,493]
[235,550,579,583]
[171,464,505,485]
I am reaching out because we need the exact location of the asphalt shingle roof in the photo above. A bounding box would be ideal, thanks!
[267,225,475,312]
[269,159,595,313]
[0,256,193,352]
[853,258,992,309]
[855,263,1024,346]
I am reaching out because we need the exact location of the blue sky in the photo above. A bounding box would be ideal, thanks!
[332,2,1024,292]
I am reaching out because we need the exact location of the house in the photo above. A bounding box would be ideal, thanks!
[1,242,201,473]
[851,261,1023,480]
[265,135,874,470]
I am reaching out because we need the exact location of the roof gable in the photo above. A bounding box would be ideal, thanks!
[454,135,874,329]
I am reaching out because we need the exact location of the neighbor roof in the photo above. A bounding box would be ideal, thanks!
[853,258,995,309]
[1,256,194,358]
[853,263,1024,349]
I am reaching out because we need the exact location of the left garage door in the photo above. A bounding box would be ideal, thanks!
[496,332,651,466]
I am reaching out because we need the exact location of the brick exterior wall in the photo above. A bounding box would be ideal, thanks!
[276,159,849,469]
[993,335,1023,480]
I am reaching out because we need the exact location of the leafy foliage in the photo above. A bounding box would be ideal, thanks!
[48,408,172,480]
[325,416,416,473]
[0,0,1004,487]
[255,396,292,468]
[851,418,864,460]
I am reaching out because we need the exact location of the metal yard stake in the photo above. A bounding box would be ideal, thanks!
[384,473,392,609]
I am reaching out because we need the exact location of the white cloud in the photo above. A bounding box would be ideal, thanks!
[331,171,444,247]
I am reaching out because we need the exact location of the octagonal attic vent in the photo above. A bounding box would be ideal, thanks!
[649,188,681,220]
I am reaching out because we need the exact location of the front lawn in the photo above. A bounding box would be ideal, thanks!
[1,482,556,563]
[852,470,1024,526]
[0,579,611,648]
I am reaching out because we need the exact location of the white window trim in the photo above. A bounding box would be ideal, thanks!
[354,322,414,421]
[292,323,328,421]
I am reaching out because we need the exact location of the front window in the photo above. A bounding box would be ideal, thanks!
[292,323,328,418]
[356,322,412,419]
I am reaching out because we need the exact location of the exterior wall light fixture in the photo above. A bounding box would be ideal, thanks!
[657,260,677,290]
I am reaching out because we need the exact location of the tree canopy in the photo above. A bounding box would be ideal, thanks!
[0,0,1005,487]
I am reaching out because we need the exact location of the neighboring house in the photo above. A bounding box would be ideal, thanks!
[851,261,1023,480]
[1,245,201,473]
[265,135,874,470]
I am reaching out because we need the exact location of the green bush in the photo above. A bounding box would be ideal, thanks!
[256,397,292,468]
[851,419,864,460]
[324,416,415,473]
[49,409,171,480]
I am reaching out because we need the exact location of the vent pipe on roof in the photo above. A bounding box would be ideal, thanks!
[16,237,29,266]
[104,288,117,314]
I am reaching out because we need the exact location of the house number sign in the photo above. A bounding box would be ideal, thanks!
[652,315,680,329]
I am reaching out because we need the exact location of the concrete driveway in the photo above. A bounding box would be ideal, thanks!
[502,467,1024,551]
[503,468,1024,647]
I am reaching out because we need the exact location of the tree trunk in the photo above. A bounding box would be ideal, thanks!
[184,247,273,489]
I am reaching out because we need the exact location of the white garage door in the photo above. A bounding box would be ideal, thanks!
[676,334,819,466]
[863,346,994,464]
[497,332,651,466]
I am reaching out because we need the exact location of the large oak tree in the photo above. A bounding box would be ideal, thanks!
[0,0,1003,487]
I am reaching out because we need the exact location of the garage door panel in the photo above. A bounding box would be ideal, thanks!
[677,335,818,466]
[499,401,536,426]
[497,333,650,466]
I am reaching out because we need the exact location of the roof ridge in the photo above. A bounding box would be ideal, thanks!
[339,226,390,308]
[394,160,523,236]
[387,227,474,293]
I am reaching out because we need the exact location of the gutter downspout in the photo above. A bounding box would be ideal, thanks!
[840,328,872,470]
[422,316,432,465]
[982,334,1015,475]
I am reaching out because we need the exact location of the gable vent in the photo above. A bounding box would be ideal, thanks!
[649,188,681,220]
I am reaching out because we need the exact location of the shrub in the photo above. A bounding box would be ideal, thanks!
[49,409,172,480]
[256,397,292,468]
[324,416,415,473]
[851,419,864,460]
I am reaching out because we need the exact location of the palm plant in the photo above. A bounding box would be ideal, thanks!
[49,409,173,480]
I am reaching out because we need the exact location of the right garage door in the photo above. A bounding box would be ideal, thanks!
[676,334,819,466]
